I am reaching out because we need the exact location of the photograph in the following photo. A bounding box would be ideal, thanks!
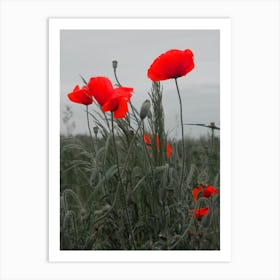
[59,28,221,251]
[1,0,279,278]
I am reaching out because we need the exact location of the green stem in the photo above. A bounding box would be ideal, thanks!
[86,105,95,154]
[93,121,142,225]
[169,216,194,250]
[110,113,136,249]
[211,128,214,154]
[113,66,140,127]
[174,78,185,195]
[113,69,132,126]
[129,101,141,125]
[113,69,122,87]
[140,122,155,215]
[140,123,153,171]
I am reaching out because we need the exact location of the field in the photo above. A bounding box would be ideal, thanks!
[60,82,220,250]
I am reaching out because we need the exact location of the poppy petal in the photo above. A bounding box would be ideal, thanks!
[67,85,92,105]
[113,98,129,119]
[192,207,209,219]
[156,135,160,152]
[192,185,203,203]
[203,186,219,198]
[87,76,114,106]
[144,134,151,145]
[102,98,118,113]
[113,87,133,99]
[73,85,80,92]
[166,143,172,159]
[102,86,132,117]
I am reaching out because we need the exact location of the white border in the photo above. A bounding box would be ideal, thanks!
[49,18,231,262]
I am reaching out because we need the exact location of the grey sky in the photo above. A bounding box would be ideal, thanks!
[60,30,220,138]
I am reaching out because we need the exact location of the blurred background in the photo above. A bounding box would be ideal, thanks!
[60,30,220,139]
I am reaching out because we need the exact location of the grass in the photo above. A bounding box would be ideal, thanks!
[60,82,220,250]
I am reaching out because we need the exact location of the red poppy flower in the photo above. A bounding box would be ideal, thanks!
[147,49,195,81]
[202,186,219,198]
[102,87,133,119]
[166,143,173,159]
[67,85,93,105]
[156,135,160,152]
[143,134,172,159]
[144,134,152,145]
[192,208,209,219]
[87,76,114,106]
[192,185,203,203]
[87,76,133,119]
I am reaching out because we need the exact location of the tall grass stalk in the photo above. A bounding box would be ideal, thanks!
[86,105,95,154]
[92,122,142,225]
[61,66,220,250]
[112,60,141,127]
[110,113,136,249]
[174,78,185,195]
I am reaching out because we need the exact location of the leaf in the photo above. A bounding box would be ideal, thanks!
[62,189,84,211]
[79,74,88,85]
[132,176,146,193]
[92,164,118,197]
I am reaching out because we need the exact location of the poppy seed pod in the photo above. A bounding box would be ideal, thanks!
[140,99,151,120]
[112,60,118,70]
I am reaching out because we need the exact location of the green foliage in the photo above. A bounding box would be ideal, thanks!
[60,83,220,250]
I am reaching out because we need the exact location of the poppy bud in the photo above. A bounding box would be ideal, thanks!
[140,99,151,120]
[112,60,118,70]
[93,126,99,135]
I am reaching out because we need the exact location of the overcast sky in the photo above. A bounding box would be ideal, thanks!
[60,30,220,138]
